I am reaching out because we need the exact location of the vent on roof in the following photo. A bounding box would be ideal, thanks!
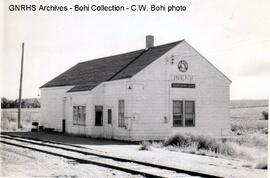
[146,35,154,48]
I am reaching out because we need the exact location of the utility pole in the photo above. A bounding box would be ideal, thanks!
[18,42,24,129]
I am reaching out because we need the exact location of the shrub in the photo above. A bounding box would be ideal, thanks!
[255,157,268,169]
[151,141,163,148]
[228,133,268,148]
[255,163,267,169]
[164,133,254,159]
[262,128,268,134]
[160,132,268,162]
[262,111,268,120]
[139,141,151,151]
[164,133,236,156]
[231,120,268,134]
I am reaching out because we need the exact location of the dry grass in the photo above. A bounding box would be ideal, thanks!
[138,141,151,151]
[231,119,268,135]
[163,133,252,159]
[255,159,268,169]
[158,100,268,169]
[229,133,267,148]
[229,100,268,169]
[160,132,267,169]
[230,100,268,109]
[1,108,41,131]
[164,133,232,155]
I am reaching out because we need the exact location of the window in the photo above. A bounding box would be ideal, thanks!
[73,106,86,125]
[118,100,125,127]
[173,100,195,127]
[173,101,183,126]
[95,106,103,126]
[185,101,195,127]
[108,109,112,124]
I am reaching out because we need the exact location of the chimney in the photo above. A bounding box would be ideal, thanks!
[145,35,154,48]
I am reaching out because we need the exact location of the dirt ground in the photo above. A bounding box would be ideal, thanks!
[1,132,267,178]
[0,142,141,178]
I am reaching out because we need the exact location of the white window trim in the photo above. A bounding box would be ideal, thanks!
[118,99,125,127]
[73,105,86,126]
[172,100,196,127]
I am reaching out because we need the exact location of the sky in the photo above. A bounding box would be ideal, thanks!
[1,0,270,100]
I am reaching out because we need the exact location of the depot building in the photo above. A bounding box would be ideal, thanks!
[40,36,231,141]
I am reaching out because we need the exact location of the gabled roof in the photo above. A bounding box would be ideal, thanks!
[41,40,183,92]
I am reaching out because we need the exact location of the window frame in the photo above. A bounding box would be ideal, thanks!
[184,100,195,127]
[73,105,86,126]
[108,109,112,125]
[118,100,125,127]
[172,100,184,127]
[172,100,195,127]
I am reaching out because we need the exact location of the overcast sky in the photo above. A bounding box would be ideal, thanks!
[1,0,270,100]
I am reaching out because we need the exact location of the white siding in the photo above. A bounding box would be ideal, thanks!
[41,40,231,140]
[40,86,73,131]
[127,41,231,140]
[65,92,92,136]
[101,80,132,140]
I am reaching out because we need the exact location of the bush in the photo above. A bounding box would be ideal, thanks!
[231,120,268,134]
[139,141,151,151]
[262,111,268,120]
[255,163,267,169]
[159,132,268,163]
[262,128,268,134]
[255,157,268,169]
[164,133,236,156]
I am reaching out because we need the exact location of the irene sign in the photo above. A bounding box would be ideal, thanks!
[171,74,195,83]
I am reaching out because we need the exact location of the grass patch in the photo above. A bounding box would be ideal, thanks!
[164,133,237,157]
[262,111,268,120]
[155,101,268,169]
[255,159,268,169]
[138,141,151,151]
[228,133,267,148]
[231,119,268,135]
[160,132,267,168]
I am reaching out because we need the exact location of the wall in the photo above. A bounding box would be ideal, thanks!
[65,81,130,139]
[101,80,132,140]
[40,86,73,132]
[40,40,230,140]
[64,91,93,136]
[127,41,231,140]
[40,81,130,138]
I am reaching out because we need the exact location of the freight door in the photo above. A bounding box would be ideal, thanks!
[62,97,67,133]
[104,108,113,138]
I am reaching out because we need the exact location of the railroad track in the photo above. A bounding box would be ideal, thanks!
[0,133,221,178]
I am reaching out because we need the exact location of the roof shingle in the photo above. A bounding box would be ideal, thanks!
[41,40,183,92]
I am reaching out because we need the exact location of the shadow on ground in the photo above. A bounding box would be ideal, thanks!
[1,132,136,146]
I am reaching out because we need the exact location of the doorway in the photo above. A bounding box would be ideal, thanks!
[95,106,103,126]
[62,97,67,133]
[105,108,113,138]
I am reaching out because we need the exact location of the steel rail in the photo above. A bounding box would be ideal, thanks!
[1,140,167,178]
[1,133,222,178]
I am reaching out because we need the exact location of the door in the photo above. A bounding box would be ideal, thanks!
[62,120,66,133]
[95,106,103,126]
[62,97,67,133]
[105,109,113,138]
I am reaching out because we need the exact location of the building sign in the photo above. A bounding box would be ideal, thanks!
[171,74,195,83]
[171,83,195,88]
[178,60,188,72]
